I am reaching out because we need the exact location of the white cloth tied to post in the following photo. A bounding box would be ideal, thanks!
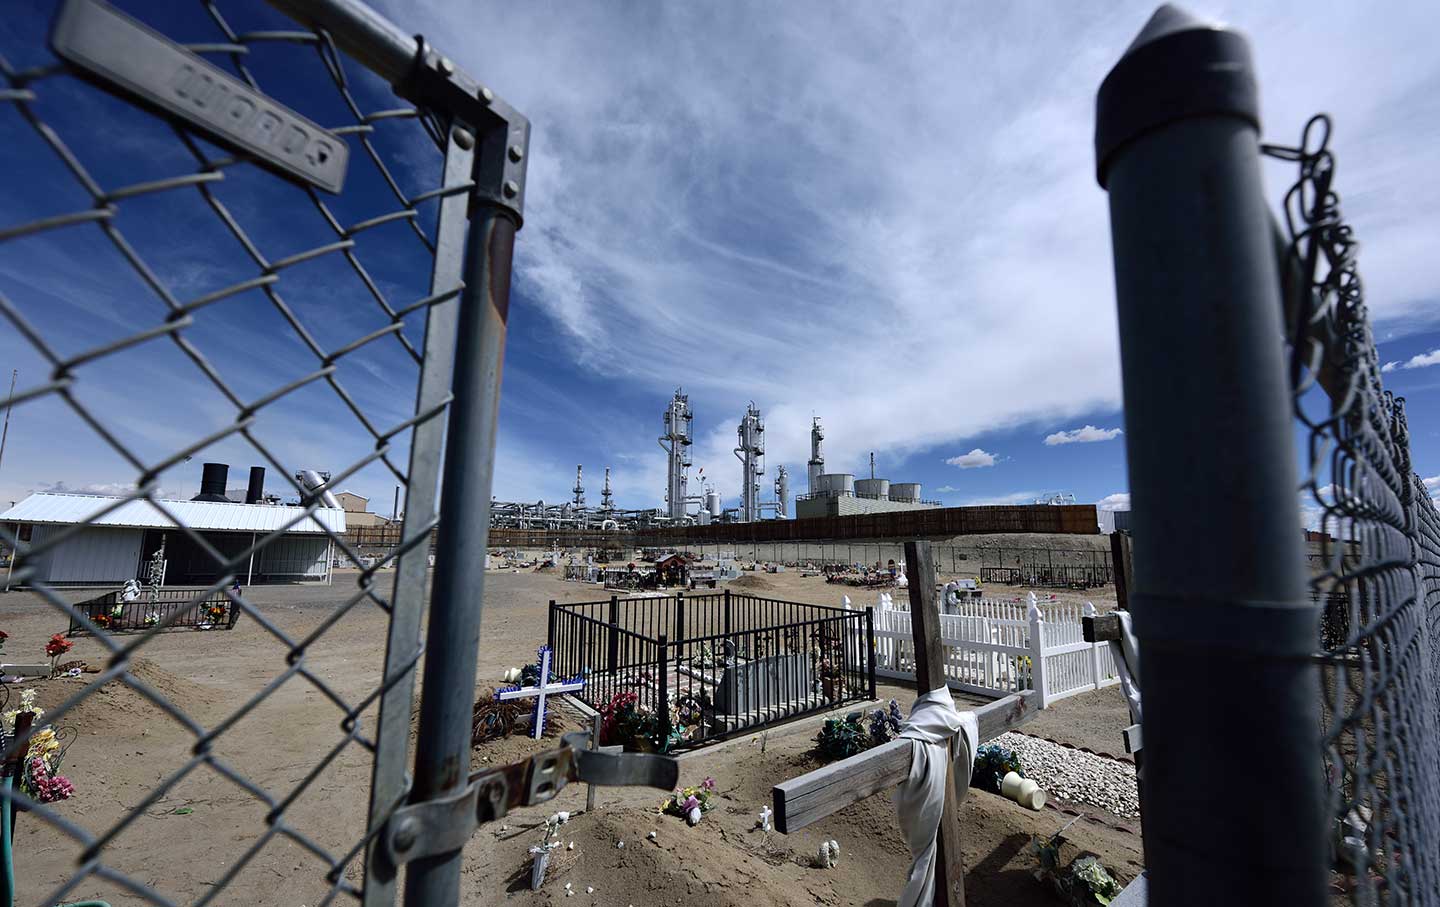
[895,687,979,907]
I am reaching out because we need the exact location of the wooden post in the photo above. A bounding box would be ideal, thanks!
[771,691,1036,832]
[903,540,965,907]
[1027,602,1047,708]
[1084,601,1104,690]
[1109,531,1132,609]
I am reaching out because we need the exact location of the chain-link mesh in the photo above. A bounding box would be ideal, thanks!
[1270,115,1440,904]
[0,2,472,904]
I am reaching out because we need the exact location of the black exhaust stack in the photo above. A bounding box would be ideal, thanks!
[193,463,231,502]
[246,466,266,504]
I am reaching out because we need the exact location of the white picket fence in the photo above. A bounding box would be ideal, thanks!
[857,593,1120,707]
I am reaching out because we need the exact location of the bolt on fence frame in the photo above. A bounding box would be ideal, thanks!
[263,2,530,905]
[1096,6,1325,904]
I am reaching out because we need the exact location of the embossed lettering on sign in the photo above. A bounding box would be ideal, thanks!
[51,0,349,193]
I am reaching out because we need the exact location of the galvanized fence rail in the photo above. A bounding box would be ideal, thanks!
[1100,6,1439,905]
[0,1,526,905]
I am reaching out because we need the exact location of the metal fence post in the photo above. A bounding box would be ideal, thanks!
[657,634,671,747]
[405,100,530,903]
[724,587,732,641]
[607,595,620,676]
[675,590,686,642]
[547,598,557,653]
[1096,6,1324,903]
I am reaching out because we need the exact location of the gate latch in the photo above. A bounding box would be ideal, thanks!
[382,731,678,866]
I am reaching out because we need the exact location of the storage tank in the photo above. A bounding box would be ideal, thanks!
[817,473,855,495]
[889,482,922,503]
[855,478,890,499]
[705,491,723,517]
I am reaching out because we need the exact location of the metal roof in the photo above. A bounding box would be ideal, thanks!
[0,493,346,535]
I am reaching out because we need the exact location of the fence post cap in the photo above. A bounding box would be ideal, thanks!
[1095,3,1260,188]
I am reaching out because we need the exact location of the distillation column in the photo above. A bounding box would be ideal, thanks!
[659,390,693,521]
[572,465,585,508]
[807,417,824,495]
[735,402,765,522]
[775,464,790,519]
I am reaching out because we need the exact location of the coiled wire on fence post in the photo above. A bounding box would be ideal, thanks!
[1269,113,1440,905]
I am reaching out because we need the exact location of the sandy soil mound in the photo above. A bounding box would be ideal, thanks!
[731,574,775,591]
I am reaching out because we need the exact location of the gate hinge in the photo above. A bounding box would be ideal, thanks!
[382,731,678,866]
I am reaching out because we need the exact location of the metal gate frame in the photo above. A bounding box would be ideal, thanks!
[0,1,527,904]
[262,4,531,904]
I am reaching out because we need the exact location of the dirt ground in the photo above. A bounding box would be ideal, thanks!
[0,565,1138,906]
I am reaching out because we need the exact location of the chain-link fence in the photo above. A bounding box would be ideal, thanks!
[1,1,525,904]
[1099,8,1440,905]
[1271,114,1440,905]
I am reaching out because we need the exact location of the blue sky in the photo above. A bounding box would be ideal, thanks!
[3,0,1440,518]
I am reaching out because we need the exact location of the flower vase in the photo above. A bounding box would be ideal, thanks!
[529,848,550,890]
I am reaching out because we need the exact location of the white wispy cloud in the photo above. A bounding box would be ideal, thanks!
[1044,425,1123,446]
[1382,349,1440,372]
[386,0,1440,507]
[933,485,961,493]
[1095,492,1130,512]
[946,449,997,470]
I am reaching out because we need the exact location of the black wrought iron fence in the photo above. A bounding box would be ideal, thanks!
[549,591,875,751]
[67,587,238,636]
[0,1,528,905]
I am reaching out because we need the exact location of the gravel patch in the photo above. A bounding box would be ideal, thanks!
[993,732,1140,819]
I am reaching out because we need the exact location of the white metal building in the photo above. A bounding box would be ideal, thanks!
[1,492,346,587]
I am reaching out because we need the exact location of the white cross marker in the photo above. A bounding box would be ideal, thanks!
[497,646,585,739]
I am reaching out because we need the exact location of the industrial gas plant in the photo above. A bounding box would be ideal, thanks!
[486,390,938,532]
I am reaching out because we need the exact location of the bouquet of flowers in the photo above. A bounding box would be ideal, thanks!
[868,699,903,747]
[45,634,73,676]
[599,690,659,750]
[144,611,160,628]
[2,689,78,803]
[661,777,717,826]
[1032,824,1123,906]
[971,742,1025,794]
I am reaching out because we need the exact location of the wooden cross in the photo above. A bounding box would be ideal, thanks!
[771,540,1039,907]
[497,646,585,739]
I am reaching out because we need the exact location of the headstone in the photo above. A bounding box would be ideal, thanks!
[714,653,813,715]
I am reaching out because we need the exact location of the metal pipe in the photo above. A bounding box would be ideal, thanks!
[264,0,416,88]
[404,195,519,904]
[1096,6,1324,903]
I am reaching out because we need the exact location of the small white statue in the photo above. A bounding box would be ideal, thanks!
[758,806,773,832]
